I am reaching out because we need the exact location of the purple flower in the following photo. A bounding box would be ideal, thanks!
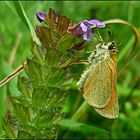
[80,20,105,41]
[69,19,105,41]
[36,12,47,22]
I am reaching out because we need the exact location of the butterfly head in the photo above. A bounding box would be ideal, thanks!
[94,41,117,61]
[97,41,116,52]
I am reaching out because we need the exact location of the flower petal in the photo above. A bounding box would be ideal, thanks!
[80,22,88,32]
[69,19,105,41]
[83,28,92,41]
[36,12,47,22]
[83,20,105,28]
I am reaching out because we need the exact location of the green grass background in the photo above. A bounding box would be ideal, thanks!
[0,1,140,139]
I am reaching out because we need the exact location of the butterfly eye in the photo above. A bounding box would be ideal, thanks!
[108,43,115,50]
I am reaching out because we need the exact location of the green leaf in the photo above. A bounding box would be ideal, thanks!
[0,87,6,135]
[52,114,63,125]
[45,8,56,28]
[36,26,54,48]
[0,87,6,117]
[17,76,31,98]
[18,123,37,138]
[57,33,75,52]
[13,103,30,123]
[48,88,66,106]
[59,119,109,135]
[57,16,70,37]
[17,130,33,139]
[45,69,65,87]
[32,88,48,107]
[45,47,61,67]
[25,59,42,83]
[13,96,31,108]
[35,112,53,127]
[4,125,16,139]
[31,41,44,64]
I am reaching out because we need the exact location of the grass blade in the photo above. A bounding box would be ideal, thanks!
[5,1,41,45]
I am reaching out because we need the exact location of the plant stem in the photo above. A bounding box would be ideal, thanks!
[0,62,26,88]
[71,101,89,120]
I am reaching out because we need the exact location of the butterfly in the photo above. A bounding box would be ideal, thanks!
[77,41,119,119]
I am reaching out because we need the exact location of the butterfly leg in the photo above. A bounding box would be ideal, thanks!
[88,50,96,63]
[69,60,90,66]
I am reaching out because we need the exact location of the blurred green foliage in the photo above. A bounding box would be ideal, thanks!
[0,1,140,139]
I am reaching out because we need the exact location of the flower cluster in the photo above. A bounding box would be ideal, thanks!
[36,11,105,42]
[69,20,105,41]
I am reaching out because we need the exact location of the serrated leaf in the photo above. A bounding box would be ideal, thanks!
[57,16,70,37]
[13,103,30,123]
[25,59,42,84]
[47,88,67,107]
[31,41,44,64]
[14,96,31,108]
[17,76,31,98]
[59,119,109,135]
[32,88,48,107]
[57,33,75,52]
[4,125,16,139]
[45,47,61,67]
[45,8,56,28]
[45,68,64,87]
[35,112,53,127]
[17,130,33,139]
[36,26,54,48]
[18,123,37,138]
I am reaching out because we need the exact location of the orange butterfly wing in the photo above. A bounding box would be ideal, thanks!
[95,53,119,119]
